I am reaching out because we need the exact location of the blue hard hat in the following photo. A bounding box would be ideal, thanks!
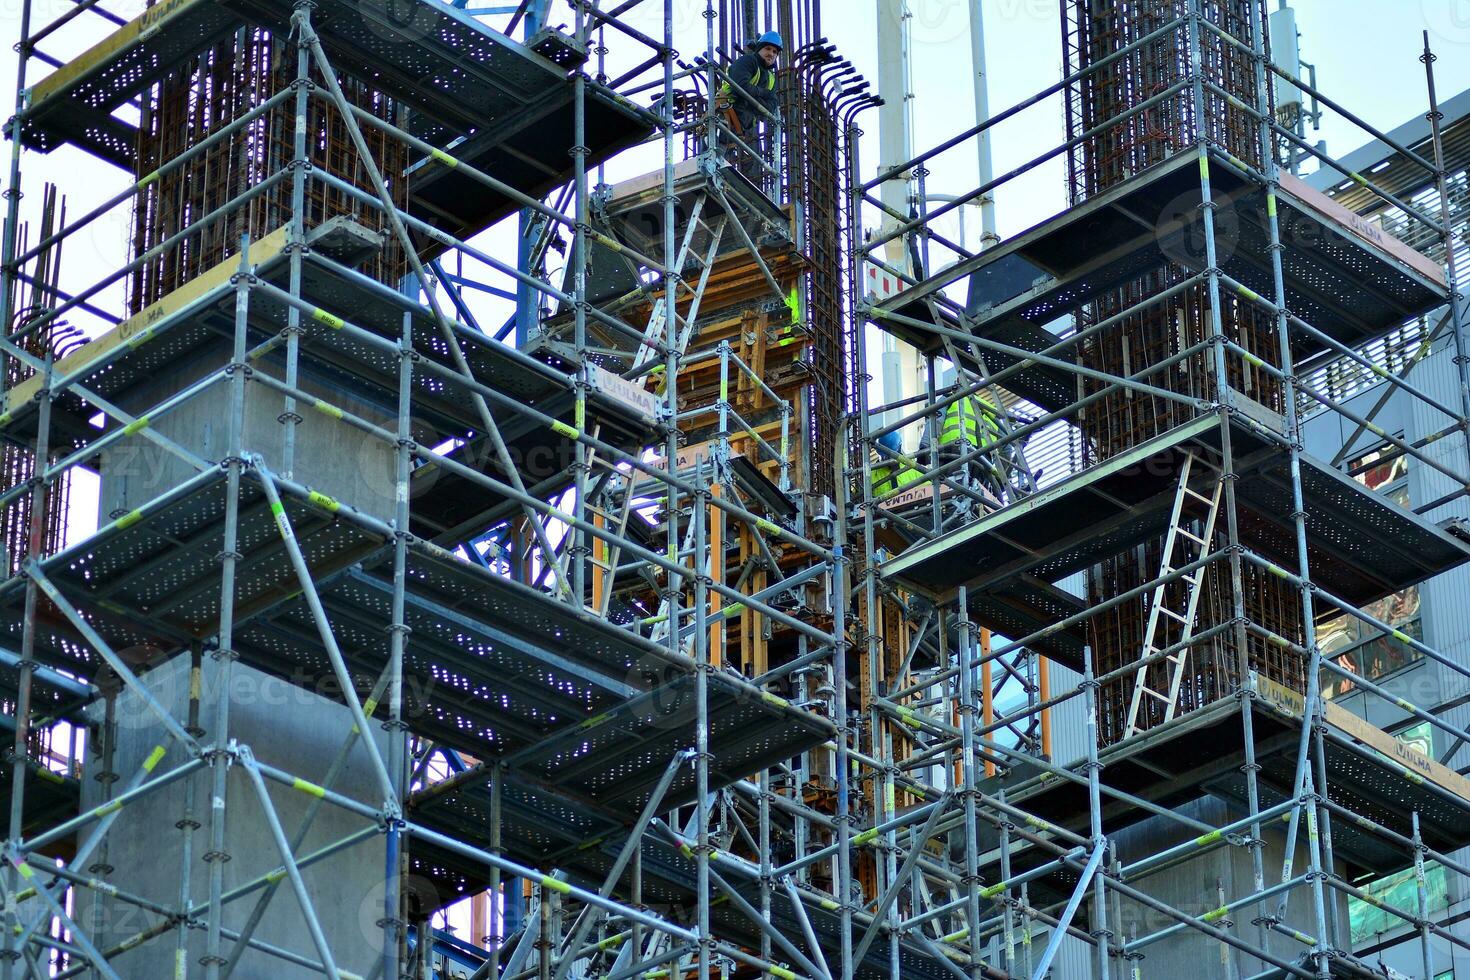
[877,430,902,454]
[752,31,784,52]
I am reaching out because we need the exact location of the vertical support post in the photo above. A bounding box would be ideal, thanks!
[1232,6,1328,962]
[1412,810,1435,980]
[1082,647,1110,980]
[3,348,49,980]
[381,309,416,980]
[537,883,551,980]
[708,482,724,667]
[1422,32,1470,482]
[570,2,590,610]
[201,238,254,980]
[832,436,854,980]
[0,0,34,405]
[1302,781,1332,979]
[514,0,549,347]
[956,587,982,980]
[280,6,311,479]
[1310,725,1339,941]
[1038,655,1052,761]
[693,462,712,980]
[488,765,504,977]
[758,768,772,969]
[997,787,1017,976]
[174,643,205,979]
[1227,0,1294,957]
[980,629,994,779]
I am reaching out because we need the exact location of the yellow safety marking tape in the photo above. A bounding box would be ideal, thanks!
[308,490,340,513]
[292,777,326,798]
[311,308,344,330]
[540,875,571,894]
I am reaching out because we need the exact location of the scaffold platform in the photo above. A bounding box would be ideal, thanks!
[14,0,239,168]
[0,222,656,494]
[882,410,1470,644]
[866,148,1450,415]
[411,798,961,980]
[0,467,832,818]
[15,0,653,247]
[974,674,1470,894]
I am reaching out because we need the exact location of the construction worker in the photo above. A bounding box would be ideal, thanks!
[871,430,922,499]
[936,393,1004,456]
[720,31,782,153]
[922,391,1007,499]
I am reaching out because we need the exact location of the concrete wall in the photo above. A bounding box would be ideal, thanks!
[97,345,399,524]
[1106,797,1348,979]
[76,653,388,978]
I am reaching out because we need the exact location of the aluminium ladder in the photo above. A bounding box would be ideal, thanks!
[1122,453,1224,739]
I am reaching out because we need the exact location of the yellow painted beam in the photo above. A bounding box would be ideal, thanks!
[3,226,290,416]
[30,0,218,107]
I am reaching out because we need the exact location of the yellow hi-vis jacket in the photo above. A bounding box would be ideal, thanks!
[872,456,923,497]
[938,394,1004,452]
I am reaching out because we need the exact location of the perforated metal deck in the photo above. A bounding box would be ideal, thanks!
[0,471,832,825]
[15,0,239,167]
[411,798,960,980]
[868,148,1450,414]
[0,229,655,520]
[17,0,653,250]
[972,684,1470,895]
[882,412,1470,628]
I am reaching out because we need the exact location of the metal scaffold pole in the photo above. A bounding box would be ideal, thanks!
[11,0,1470,976]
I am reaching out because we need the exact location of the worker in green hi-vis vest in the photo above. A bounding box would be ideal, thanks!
[871,430,922,498]
[936,393,1004,456]
[913,391,1007,501]
[719,31,782,161]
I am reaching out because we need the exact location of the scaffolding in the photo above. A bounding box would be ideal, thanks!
[4,0,1470,978]
[857,0,1470,976]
